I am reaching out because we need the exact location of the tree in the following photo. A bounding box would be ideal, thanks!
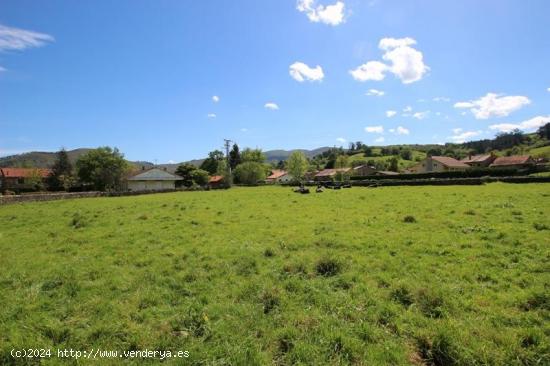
[335,155,349,169]
[537,123,550,140]
[76,147,128,191]
[200,150,224,174]
[48,148,73,191]
[241,148,266,163]
[399,149,413,160]
[27,169,46,191]
[175,163,197,187]
[216,159,232,187]
[363,146,373,156]
[388,157,399,172]
[233,162,266,185]
[190,169,209,186]
[228,143,241,170]
[286,151,308,183]
[276,160,285,170]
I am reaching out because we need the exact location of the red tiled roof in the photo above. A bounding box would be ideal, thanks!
[461,154,493,163]
[431,156,470,168]
[209,175,224,183]
[267,170,287,180]
[490,155,532,167]
[314,168,351,177]
[0,168,52,178]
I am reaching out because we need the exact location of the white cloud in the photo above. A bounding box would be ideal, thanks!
[365,125,384,133]
[212,95,219,103]
[336,137,346,143]
[374,137,385,143]
[454,93,531,119]
[413,111,429,120]
[396,126,410,135]
[433,96,450,102]
[386,110,397,118]
[349,61,388,82]
[547,87,550,92]
[289,62,324,82]
[403,106,412,113]
[366,88,385,96]
[264,102,279,110]
[296,0,345,26]
[452,128,463,134]
[240,128,248,132]
[449,130,482,143]
[351,37,429,84]
[0,24,54,51]
[207,113,216,118]
[489,115,550,133]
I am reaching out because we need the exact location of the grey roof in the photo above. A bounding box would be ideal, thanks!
[128,168,183,181]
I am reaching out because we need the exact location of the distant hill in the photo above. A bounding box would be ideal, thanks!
[0,147,331,170]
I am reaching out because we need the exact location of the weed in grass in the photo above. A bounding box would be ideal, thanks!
[464,209,476,215]
[315,257,342,277]
[263,248,275,257]
[391,285,413,307]
[403,215,417,223]
[260,288,280,314]
[415,288,446,318]
[533,222,549,231]
[520,291,549,311]
[416,330,459,366]
[70,212,86,228]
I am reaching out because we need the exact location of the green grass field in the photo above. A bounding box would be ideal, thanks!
[1,184,549,365]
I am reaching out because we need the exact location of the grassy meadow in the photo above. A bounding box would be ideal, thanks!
[0,184,549,365]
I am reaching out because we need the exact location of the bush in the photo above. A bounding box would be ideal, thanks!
[315,258,342,277]
[233,162,266,185]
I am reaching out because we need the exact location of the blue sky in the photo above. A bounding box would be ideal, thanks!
[1,0,549,163]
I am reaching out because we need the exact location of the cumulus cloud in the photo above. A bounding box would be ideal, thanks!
[207,113,216,118]
[296,0,345,26]
[403,106,412,113]
[374,137,385,143]
[413,111,429,120]
[454,93,531,119]
[489,115,550,133]
[350,37,429,84]
[336,137,346,143]
[449,130,482,143]
[0,24,54,51]
[396,126,410,135]
[289,62,324,82]
[386,110,397,118]
[366,88,385,96]
[264,102,279,110]
[212,95,219,103]
[364,125,384,133]
[349,61,388,82]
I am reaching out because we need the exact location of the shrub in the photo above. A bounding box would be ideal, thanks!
[315,258,342,277]
[403,215,417,223]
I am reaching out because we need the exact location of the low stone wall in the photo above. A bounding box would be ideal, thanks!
[0,191,104,205]
[0,188,195,205]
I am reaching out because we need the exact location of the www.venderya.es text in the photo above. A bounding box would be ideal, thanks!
[11,348,190,360]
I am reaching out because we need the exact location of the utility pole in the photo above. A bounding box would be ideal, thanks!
[223,139,232,174]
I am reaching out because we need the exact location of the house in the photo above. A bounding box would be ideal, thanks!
[266,170,294,183]
[406,156,469,173]
[208,175,224,188]
[0,167,52,192]
[352,165,377,176]
[126,168,183,191]
[489,155,535,169]
[461,154,496,168]
[314,168,351,181]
